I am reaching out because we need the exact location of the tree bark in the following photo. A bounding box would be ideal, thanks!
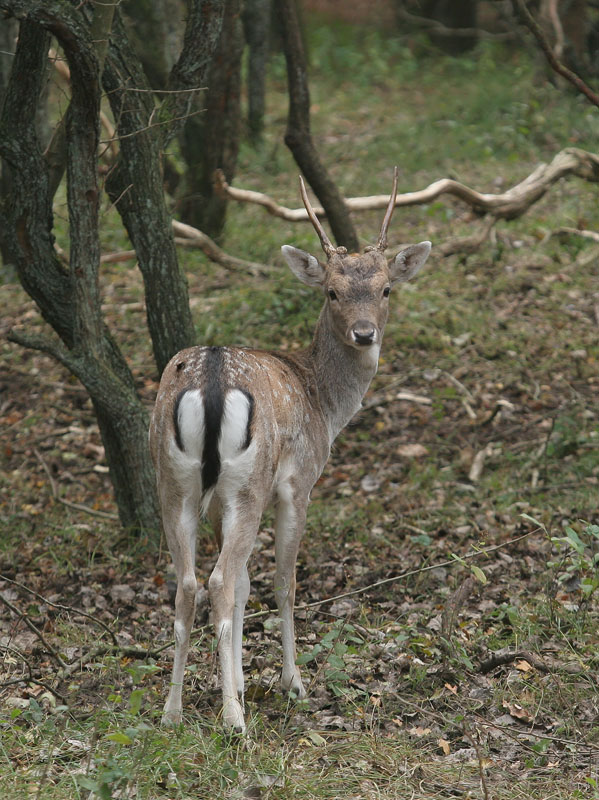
[104,2,226,372]
[121,0,186,90]
[178,0,243,238]
[102,11,196,376]
[276,0,359,253]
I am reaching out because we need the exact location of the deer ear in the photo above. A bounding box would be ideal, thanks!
[281,245,326,287]
[389,241,431,284]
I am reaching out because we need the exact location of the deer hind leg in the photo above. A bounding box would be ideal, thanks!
[208,501,260,732]
[207,500,248,705]
[274,483,308,699]
[161,487,200,725]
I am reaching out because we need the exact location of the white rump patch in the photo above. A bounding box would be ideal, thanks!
[177,389,205,460]
[219,389,251,461]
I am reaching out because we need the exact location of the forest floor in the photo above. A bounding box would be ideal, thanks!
[1,25,599,800]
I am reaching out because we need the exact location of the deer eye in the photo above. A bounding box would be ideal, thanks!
[383,286,391,298]
[328,289,338,301]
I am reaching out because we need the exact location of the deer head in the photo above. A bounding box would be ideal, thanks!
[281,168,431,353]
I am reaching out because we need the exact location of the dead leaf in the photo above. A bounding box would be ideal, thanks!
[503,701,533,723]
[438,738,451,755]
[515,659,533,672]
[397,443,429,458]
[409,726,431,736]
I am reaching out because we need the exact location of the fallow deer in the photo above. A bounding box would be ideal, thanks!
[149,169,431,731]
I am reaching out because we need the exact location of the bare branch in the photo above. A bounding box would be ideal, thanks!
[171,219,271,276]
[217,148,599,225]
[511,0,599,108]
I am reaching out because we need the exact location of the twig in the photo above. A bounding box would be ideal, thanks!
[549,227,599,243]
[0,575,118,647]
[0,595,67,669]
[272,530,537,616]
[0,644,69,703]
[34,449,119,521]
[107,529,542,660]
[462,723,490,800]
[395,6,516,41]
[480,648,550,673]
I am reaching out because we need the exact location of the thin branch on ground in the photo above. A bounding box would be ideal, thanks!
[0,575,118,647]
[0,594,67,669]
[171,219,272,276]
[396,6,517,41]
[34,448,119,521]
[547,227,599,243]
[0,644,69,703]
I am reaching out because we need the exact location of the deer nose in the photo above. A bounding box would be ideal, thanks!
[351,321,376,346]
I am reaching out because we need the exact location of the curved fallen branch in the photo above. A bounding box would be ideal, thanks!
[171,219,272,276]
[98,221,272,276]
[215,147,599,224]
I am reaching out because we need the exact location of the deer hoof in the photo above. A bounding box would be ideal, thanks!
[222,697,246,733]
[282,670,307,700]
[161,706,182,726]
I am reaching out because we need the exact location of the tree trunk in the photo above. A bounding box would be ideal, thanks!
[121,0,186,89]
[276,0,359,253]
[0,4,159,532]
[102,11,196,376]
[178,0,243,239]
[242,0,272,144]
[399,0,478,54]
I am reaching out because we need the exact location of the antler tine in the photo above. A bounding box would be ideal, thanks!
[299,175,336,258]
[376,166,399,252]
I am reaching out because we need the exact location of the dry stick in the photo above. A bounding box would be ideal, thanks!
[479,647,552,674]
[0,644,69,703]
[462,724,491,800]
[395,6,516,41]
[171,220,271,277]
[511,0,599,108]
[293,529,537,613]
[548,227,599,243]
[34,448,119,521]
[475,713,599,753]
[0,595,67,669]
[0,575,118,647]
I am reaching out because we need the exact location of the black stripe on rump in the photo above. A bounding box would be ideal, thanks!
[238,388,255,450]
[173,388,189,452]
[202,347,224,491]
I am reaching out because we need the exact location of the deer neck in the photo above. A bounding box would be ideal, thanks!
[308,304,381,444]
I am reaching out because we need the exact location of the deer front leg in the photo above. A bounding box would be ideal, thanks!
[274,488,307,699]
[161,493,199,726]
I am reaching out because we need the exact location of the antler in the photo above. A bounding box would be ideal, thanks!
[299,175,336,259]
[376,166,399,252]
